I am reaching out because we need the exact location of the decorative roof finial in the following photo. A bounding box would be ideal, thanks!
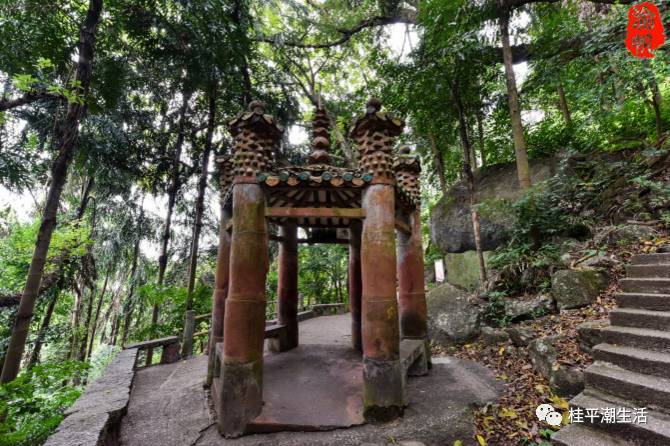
[393,145,421,205]
[248,100,266,114]
[308,106,332,165]
[365,97,382,114]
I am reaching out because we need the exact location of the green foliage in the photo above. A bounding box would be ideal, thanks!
[489,242,562,295]
[0,361,88,446]
[298,244,348,306]
[482,291,512,328]
[131,283,212,343]
[87,344,121,383]
[489,148,669,295]
[0,218,91,295]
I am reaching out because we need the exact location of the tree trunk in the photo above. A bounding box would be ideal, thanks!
[121,206,144,346]
[646,67,663,144]
[147,88,191,363]
[77,176,94,220]
[78,287,95,360]
[182,85,217,357]
[499,8,531,190]
[453,83,487,283]
[1,0,103,384]
[27,286,60,369]
[86,268,109,359]
[70,284,84,359]
[428,133,448,196]
[557,79,572,127]
[476,108,486,167]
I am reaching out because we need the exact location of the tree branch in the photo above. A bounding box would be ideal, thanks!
[0,90,66,112]
[257,0,635,52]
[258,10,417,49]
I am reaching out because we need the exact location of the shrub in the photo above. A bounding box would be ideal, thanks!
[0,361,88,446]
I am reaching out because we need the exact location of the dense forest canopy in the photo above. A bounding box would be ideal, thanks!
[0,0,668,444]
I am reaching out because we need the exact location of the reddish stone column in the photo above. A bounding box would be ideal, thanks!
[207,157,233,387]
[218,101,281,438]
[394,146,429,374]
[348,221,362,353]
[360,185,404,419]
[351,98,406,420]
[270,222,298,352]
[396,210,429,375]
[219,182,268,437]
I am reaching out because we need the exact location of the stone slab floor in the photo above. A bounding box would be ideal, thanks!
[119,315,502,446]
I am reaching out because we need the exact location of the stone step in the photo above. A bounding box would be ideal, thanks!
[567,390,670,445]
[621,278,670,294]
[630,253,670,265]
[585,362,670,410]
[594,343,670,379]
[552,423,629,446]
[599,325,670,353]
[609,308,670,331]
[627,263,670,278]
[617,292,670,311]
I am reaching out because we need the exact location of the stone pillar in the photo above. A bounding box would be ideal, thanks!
[350,98,406,420]
[348,221,362,353]
[218,101,282,438]
[269,222,299,352]
[396,211,429,375]
[394,146,429,374]
[207,156,233,386]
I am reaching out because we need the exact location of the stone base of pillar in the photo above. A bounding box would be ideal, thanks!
[217,360,263,438]
[267,323,298,352]
[404,337,430,377]
[206,335,223,386]
[362,358,406,422]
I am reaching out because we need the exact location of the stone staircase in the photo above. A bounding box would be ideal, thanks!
[553,253,670,446]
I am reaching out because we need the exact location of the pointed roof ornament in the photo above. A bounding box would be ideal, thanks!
[308,105,332,165]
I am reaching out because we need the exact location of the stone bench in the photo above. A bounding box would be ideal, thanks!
[400,339,429,377]
[124,335,181,368]
[44,348,139,446]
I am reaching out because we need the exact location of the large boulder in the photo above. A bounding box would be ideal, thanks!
[505,326,535,346]
[504,294,555,320]
[427,283,482,345]
[481,326,510,345]
[444,251,492,289]
[528,335,584,397]
[577,319,609,353]
[551,269,610,310]
[430,158,559,253]
[593,224,658,247]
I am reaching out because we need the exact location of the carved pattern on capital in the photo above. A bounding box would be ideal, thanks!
[228,100,283,180]
[393,146,421,205]
[349,98,404,184]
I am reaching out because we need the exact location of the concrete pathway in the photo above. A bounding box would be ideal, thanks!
[120,314,502,446]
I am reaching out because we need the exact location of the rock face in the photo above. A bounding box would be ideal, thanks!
[430,157,559,253]
[426,283,481,345]
[593,224,657,247]
[504,294,555,320]
[505,326,535,346]
[481,326,510,345]
[528,336,584,397]
[577,319,609,353]
[444,251,492,289]
[551,269,609,310]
